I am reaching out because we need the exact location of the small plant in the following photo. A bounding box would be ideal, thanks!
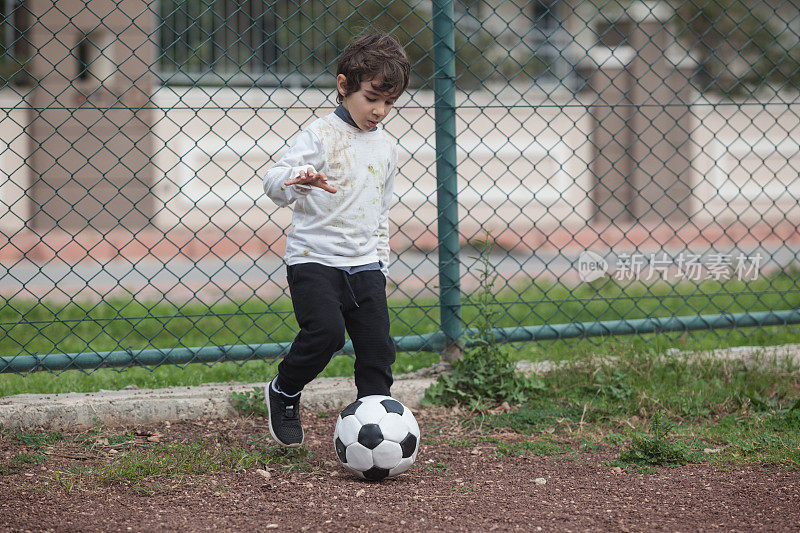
[425,236,543,409]
[424,461,450,472]
[615,411,697,467]
[230,387,269,417]
[53,470,81,492]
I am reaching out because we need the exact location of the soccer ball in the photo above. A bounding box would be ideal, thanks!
[333,395,420,481]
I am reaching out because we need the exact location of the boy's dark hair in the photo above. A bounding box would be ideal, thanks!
[336,33,410,104]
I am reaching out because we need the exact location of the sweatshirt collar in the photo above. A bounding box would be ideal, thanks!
[335,104,377,132]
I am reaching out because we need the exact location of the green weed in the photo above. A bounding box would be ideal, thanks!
[229,387,268,417]
[425,237,545,408]
[591,368,633,401]
[424,461,450,472]
[615,411,699,467]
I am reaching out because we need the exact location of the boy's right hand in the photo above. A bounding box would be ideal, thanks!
[284,168,337,194]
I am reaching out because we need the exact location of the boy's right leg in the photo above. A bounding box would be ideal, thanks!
[267,263,347,447]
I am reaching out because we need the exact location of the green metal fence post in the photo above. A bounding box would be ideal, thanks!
[432,0,462,362]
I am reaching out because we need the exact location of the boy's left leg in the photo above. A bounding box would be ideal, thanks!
[343,270,396,398]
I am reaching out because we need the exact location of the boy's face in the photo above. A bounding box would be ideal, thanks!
[337,75,398,131]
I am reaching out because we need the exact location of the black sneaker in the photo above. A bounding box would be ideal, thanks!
[266,380,304,447]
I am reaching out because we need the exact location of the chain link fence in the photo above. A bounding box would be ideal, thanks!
[2,0,800,375]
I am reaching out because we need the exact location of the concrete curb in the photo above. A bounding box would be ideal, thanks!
[0,374,437,431]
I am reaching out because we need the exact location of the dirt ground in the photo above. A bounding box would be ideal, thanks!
[1,407,799,532]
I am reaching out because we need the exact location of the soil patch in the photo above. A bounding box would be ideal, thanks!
[1,408,798,532]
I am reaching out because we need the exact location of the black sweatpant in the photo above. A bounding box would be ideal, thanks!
[276,262,396,398]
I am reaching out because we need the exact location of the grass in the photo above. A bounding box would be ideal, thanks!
[96,441,247,481]
[93,439,312,483]
[0,452,48,475]
[425,260,800,469]
[2,261,797,489]
[3,269,800,397]
[3,267,800,473]
[0,351,440,398]
[11,431,65,448]
[696,410,800,465]
[2,351,798,492]
[423,461,450,472]
[0,421,317,492]
[44,437,316,493]
[6,268,800,355]
[483,403,583,433]
[474,345,800,468]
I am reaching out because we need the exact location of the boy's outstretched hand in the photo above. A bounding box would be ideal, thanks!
[285,168,337,194]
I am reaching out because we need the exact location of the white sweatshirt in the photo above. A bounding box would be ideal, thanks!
[263,113,397,275]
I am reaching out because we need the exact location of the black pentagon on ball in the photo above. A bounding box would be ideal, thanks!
[340,400,362,418]
[357,423,383,450]
[362,466,390,481]
[380,398,404,415]
[399,432,417,458]
[335,437,348,463]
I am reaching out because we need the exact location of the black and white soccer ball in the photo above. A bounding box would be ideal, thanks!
[333,395,420,481]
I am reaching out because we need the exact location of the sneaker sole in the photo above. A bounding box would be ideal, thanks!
[265,385,304,448]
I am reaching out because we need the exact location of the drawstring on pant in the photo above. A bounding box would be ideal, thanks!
[342,271,360,308]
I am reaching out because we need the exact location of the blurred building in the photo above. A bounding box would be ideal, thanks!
[0,0,798,238]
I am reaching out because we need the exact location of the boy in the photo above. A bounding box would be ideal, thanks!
[262,33,411,447]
